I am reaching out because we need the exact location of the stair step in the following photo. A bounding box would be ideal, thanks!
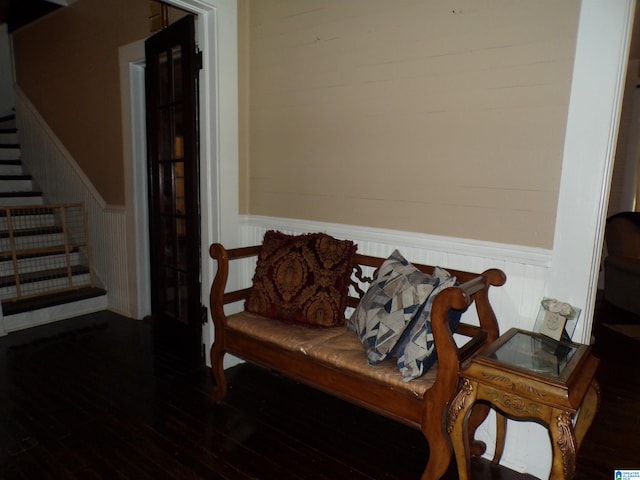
[0,273,92,299]
[1,286,106,316]
[0,175,31,180]
[0,132,18,143]
[0,233,67,253]
[0,265,92,300]
[0,250,83,276]
[0,147,20,161]
[0,177,33,193]
[0,191,41,198]
[0,210,56,230]
[0,192,44,207]
[0,245,80,262]
[0,264,90,288]
[0,118,16,130]
[0,225,62,239]
[0,160,23,176]
[0,206,54,216]
[0,166,23,176]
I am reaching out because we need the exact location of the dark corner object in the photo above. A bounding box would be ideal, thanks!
[603,211,640,319]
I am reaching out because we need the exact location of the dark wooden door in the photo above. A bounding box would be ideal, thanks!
[145,15,203,360]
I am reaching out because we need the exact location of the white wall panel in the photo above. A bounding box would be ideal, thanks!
[238,214,551,335]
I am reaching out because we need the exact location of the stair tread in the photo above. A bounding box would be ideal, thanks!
[0,144,20,148]
[0,225,62,238]
[0,207,54,217]
[0,264,90,288]
[0,160,21,165]
[0,246,80,262]
[1,286,106,315]
[0,175,31,180]
[0,191,42,197]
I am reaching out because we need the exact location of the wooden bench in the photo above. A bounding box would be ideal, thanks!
[209,242,506,479]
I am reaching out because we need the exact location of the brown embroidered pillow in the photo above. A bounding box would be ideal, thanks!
[245,230,357,327]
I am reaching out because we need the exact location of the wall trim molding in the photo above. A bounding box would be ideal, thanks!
[240,215,553,267]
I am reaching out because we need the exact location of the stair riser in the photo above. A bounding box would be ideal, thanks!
[0,252,84,277]
[0,133,18,143]
[0,149,20,160]
[0,118,16,129]
[0,273,92,299]
[0,197,43,206]
[0,213,55,230]
[0,180,33,193]
[0,164,24,176]
[0,233,65,251]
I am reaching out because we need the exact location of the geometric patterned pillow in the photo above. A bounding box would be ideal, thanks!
[395,267,460,381]
[245,230,357,328]
[347,250,440,365]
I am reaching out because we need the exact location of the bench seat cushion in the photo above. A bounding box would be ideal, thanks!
[226,311,436,396]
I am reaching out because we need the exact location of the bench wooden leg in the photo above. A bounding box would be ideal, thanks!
[210,341,227,402]
[421,422,452,480]
[421,395,454,480]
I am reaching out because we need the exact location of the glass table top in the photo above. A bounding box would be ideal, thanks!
[487,331,579,378]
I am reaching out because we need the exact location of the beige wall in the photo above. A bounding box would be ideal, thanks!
[238,0,251,213]
[241,0,580,248]
[12,0,188,205]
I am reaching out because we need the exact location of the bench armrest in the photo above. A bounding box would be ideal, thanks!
[430,269,505,372]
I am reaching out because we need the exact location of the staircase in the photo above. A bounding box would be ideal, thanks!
[0,112,106,333]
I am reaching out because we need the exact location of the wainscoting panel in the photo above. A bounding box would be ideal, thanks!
[239,215,552,333]
[15,88,130,316]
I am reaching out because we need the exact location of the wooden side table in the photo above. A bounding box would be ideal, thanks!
[447,328,600,480]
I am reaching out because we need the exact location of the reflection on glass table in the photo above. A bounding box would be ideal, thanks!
[489,331,579,377]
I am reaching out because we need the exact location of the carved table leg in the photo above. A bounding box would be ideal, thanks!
[492,411,507,464]
[549,409,577,480]
[447,378,478,480]
[466,403,489,456]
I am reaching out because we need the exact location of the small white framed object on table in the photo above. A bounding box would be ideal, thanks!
[534,298,580,342]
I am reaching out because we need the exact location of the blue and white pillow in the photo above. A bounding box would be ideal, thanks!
[395,267,460,382]
[347,250,440,365]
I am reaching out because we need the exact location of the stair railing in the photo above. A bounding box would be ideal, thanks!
[0,203,96,302]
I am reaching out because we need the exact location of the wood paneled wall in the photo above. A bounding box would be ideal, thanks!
[241,1,581,249]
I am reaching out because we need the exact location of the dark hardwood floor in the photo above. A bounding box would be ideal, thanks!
[0,302,637,480]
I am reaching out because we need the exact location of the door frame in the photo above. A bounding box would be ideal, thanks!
[119,0,239,357]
